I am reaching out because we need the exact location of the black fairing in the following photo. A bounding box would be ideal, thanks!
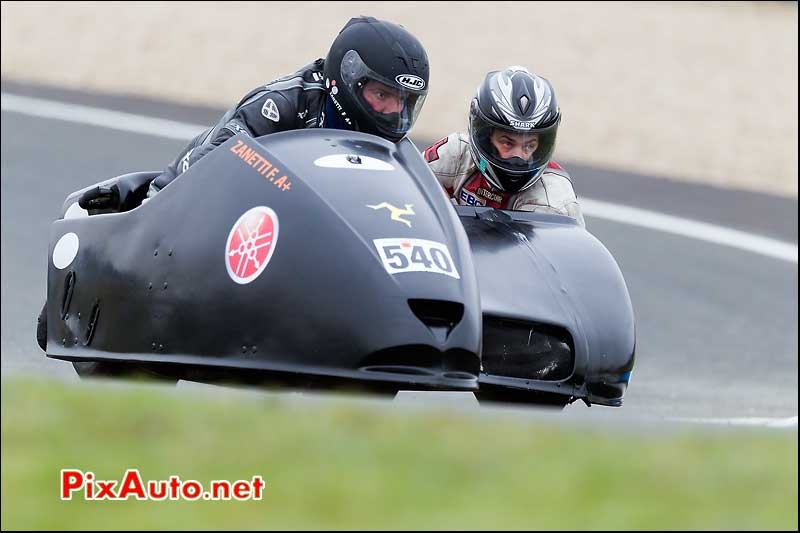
[456,207,636,406]
[44,129,636,406]
[46,130,481,390]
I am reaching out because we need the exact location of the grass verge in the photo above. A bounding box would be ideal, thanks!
[2,378,797,530]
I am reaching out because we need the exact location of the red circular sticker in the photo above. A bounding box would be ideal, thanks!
[225,206,279,284]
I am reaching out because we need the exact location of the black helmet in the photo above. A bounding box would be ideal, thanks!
[324,16,429,142]
[468,67,561,193]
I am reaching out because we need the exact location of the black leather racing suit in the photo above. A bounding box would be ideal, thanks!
[148,59,329,196]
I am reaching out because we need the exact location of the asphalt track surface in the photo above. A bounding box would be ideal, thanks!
[2,80,797,423]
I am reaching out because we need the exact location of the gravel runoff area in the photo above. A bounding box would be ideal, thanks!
[2,1,797,197]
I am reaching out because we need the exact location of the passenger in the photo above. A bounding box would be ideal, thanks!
[423,67,584,226]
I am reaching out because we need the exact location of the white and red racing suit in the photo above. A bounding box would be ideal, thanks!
[423,132,585,227]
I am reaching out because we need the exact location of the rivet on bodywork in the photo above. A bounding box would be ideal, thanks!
[251,346,258,353]
[163,282,168,289]
[62,337,66,345]
[77,312,81,318]
[73,337,78,344]
[151,342,157,350]
[241,345,248,353]
[154,249,159,256]
[148,283,153,290]
[64,313,69,320]
[168,249,173,256]
[158,344,164,352]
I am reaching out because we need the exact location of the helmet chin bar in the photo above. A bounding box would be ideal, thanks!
[498,168,543,194]
[478,154,544,195]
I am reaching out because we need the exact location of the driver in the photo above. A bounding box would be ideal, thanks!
[423,67,585,226]
[147,16,429,197]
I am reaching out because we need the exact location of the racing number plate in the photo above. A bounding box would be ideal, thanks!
[373,238,460,279]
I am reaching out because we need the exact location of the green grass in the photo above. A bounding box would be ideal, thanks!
[1,378,797,530]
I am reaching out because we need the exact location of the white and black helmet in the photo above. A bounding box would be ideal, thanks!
[468,67,561,193]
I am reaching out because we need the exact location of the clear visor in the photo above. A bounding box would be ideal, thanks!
[340,50,427,137]
[470,112,558,176]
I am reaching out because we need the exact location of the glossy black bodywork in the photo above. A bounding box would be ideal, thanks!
[43,129,635,405]
[46,130,481,390]
[456,207,636,406]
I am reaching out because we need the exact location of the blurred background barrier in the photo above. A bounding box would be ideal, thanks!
[1,1,797,197]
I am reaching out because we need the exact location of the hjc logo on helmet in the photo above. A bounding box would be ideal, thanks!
[395,74,425,90]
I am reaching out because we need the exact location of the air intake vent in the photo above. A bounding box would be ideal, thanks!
[408,299,464,342]
[359,346,480,377]
[482,317,574,381]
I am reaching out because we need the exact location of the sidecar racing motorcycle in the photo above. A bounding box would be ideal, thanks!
[37,129,635,407]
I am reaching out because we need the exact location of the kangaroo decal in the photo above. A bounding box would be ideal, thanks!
[366,202,415,228]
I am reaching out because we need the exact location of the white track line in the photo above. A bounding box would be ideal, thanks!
[581,199,797,264]
[2,92,797,264]
[1,92,206,140]
[666,415,798,429]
